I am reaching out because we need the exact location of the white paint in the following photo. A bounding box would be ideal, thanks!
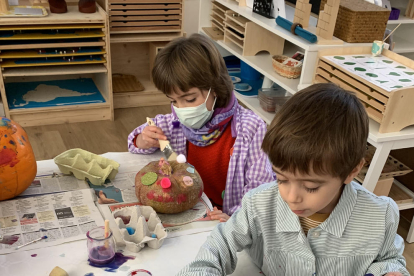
[15,84,94,107]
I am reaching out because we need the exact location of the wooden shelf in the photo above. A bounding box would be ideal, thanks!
[110,32,182,43]
[8,102,111,127]
[2,64,108,77]
[0,6,105,25]
[113,78,170,108]
[0,5,113,126]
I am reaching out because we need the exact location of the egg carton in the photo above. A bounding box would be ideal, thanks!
[113,206,167,253]
[54,149,120,186]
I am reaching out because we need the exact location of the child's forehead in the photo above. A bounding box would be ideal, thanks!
[170,87,201,97]
[272,165,333,181]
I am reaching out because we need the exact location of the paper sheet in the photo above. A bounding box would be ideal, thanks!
[0,189,104,255]
[324,54,414,92]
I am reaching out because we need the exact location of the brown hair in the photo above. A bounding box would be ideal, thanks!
[152,34,233,108]
[262,83,369,181]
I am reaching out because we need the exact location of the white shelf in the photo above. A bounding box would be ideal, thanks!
[388,7,414,25]
[235,92,275,125]
[214,0,317,50]
[393,35,414,54]
[2,64,108,77]
[388,15,414,24]
[201,29,300,94]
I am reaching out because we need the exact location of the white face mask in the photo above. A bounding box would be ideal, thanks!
[173,88,216,130]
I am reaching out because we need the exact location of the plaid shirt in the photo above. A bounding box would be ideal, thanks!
[127,105,275,215]
[176,182,408,276]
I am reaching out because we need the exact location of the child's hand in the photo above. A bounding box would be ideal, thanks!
[384,272,404,276]
[207,207,230,222]
[137,126,167,149]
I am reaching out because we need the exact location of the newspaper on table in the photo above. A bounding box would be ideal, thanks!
[19,173,90,196]
[0,189,105,255]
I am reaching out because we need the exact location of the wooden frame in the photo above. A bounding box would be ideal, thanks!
[0,6,114,126]
[314,46,414,133]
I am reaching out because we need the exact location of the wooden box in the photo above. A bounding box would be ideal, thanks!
[314,46,414,133]
[222,10,284,57]
[319,0,390,43]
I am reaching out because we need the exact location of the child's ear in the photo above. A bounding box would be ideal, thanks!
[344,158,365,184]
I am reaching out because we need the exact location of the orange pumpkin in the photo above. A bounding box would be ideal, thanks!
[0,117,37,201]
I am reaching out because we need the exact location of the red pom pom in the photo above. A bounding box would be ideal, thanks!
[161,177,171,189]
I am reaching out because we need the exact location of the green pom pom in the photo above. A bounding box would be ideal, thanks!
[141,172,158,186]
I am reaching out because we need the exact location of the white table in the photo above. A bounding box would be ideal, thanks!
[363,120,414,243]
[0,231,260,275]
[0,152,261,276]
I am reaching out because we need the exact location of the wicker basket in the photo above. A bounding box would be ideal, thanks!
[271,55,302,79]
[319,0,390,43]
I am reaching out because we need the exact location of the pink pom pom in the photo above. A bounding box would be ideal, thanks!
[161,177,171,189]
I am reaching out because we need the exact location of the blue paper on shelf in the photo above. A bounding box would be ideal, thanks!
[275,16,317,43]
[229,71,263,97]
[6,78,106,109]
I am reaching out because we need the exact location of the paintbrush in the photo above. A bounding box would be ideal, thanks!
[104,219,109,248]
[0,235,20,245]
[15,236,47,250]
[146,117,178,161]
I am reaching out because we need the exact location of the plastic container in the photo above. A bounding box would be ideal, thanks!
[240,61,262,80]
[258,85,291,113]
[389,8,400,20]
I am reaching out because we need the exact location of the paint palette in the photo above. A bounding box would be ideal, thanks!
[113,206,167,253]
[325,54,414,92]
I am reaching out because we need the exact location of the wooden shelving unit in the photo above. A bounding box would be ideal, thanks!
[0,6,113,127]
[96,0,184,109]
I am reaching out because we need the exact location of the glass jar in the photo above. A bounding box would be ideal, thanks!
[87,226,115,265]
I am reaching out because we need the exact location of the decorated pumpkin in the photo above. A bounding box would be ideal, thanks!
[0,117,37,201]
[135,159,203,213]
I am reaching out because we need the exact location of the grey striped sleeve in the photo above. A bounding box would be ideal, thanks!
[365,198,409,276]
[176,190,257,276]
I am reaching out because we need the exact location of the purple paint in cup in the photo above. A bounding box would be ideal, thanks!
[87,226,116,265]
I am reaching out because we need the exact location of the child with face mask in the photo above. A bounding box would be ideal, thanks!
[128,34,275,221]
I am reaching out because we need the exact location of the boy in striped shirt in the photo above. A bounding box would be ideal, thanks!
[177,83,409,276]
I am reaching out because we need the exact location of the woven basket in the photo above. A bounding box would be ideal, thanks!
[271,55,302,79]
[319,0,390,43]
